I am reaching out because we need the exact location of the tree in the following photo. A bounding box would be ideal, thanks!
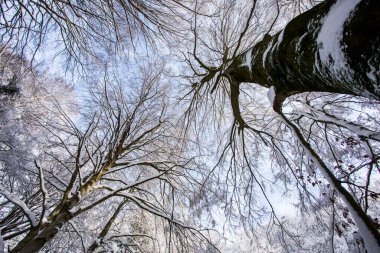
[0,0,199,67]
[0,48,76,222]
[0,56,215,252]
[226,0,379,101]
[183,0,380,252]
[0,49,77,251]
[190,0,379,105]
[1,0,379,252]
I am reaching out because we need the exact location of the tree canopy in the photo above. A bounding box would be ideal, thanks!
[1,0,379,252]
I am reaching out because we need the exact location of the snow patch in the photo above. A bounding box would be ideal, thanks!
[296,33,308,52]
[367,63,379,83]
[275,29,285,49]
[110,241,120,252]
[262,40,274,68]
[346,205,380,253]
[39,165,49,199]
[240,49,253,73]
[317,0,360,75]
[41,216,48,225]
[267,86,276,106]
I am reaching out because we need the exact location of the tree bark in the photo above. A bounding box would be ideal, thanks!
[226,0,380,100]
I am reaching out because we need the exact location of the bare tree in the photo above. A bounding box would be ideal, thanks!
[0,0,202,68]
[0,58,216,252]
[2,0,379,252]
[179,0,380,252]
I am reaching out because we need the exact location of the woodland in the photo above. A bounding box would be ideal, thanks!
[0,0,379,252]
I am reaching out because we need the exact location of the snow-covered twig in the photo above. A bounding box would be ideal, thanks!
[0,184,38,227]
[276,109,380,253]
[68,221,86,252]
[35,161,48,224]
[291,106,380,141]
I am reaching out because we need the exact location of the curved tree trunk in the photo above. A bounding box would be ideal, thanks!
[226,0,380,100]
[224,0,380,252]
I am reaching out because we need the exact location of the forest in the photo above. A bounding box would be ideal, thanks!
[0,0,379,252]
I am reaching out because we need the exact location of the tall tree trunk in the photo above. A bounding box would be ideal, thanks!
[226,0,380,100]
[224,0,380,251]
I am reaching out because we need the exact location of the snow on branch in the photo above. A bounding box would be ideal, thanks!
[267,86,276,106]
[276,110,380,253]
[0,184,38,227]
[292,109,380,141]
[36,161,49,222]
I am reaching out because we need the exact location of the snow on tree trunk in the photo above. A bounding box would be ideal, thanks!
[277,110,380,253]
[9,199,79,253]
[226,0,380,100]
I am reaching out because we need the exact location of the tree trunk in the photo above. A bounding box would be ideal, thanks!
[10,161,115,252]
[226,0,380,100]
[224,0,380,251]
[10,196,80,253]
[10,213,71,253]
